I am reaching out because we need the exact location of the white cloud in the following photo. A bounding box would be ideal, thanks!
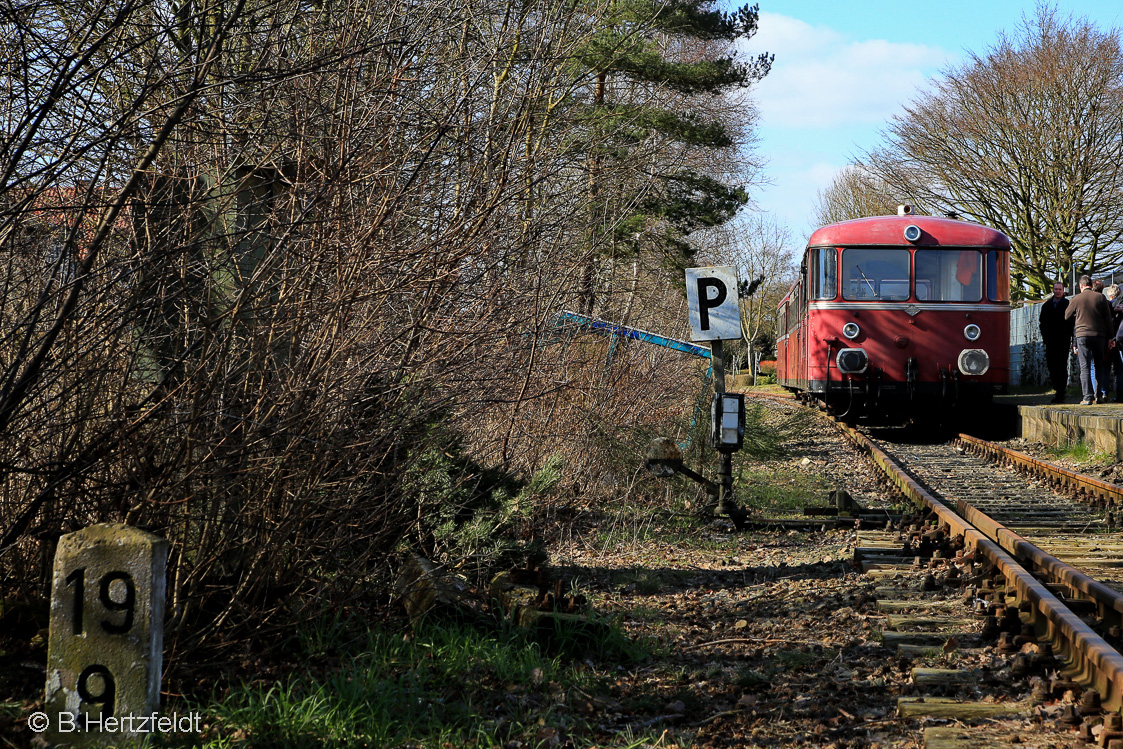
[803,161,843,192]
[751,160,849,235]
[741,12,954,129]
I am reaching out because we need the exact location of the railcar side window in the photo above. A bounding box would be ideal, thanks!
[841,249,910,301]
[987,251,1009,302]
[914,249,982,302]
[808,248,837,300]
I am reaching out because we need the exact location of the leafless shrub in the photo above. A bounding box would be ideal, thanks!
[812,165,902,227]
[0,0,761,653]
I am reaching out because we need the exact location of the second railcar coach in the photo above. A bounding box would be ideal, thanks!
[777,210,1011,420]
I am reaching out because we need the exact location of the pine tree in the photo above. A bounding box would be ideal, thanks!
[576,1,772,313]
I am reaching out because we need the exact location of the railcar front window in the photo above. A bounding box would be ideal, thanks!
[841,249,910,301]
[809,248,837,300]
[987,251,1009,302]
[914,249,982,302]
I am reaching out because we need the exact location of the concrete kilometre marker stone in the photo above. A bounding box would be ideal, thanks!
[45,523,167,747]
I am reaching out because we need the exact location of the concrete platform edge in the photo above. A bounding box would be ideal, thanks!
[1018,404,1123,460]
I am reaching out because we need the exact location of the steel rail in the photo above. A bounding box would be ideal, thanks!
[829,416,1123,710]
[951,433,1123,630]
[953,501,1123,621]
[956,433,1123,506]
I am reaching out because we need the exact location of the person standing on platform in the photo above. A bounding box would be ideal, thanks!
[1039,281,1073,403]
[1108,284,1123,401]
[1093,280,1110,400]
[1065,275,1115,405]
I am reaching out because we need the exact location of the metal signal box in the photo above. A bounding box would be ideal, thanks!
[710,393,745,452]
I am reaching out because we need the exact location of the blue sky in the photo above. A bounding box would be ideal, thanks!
[738,2,1123,239]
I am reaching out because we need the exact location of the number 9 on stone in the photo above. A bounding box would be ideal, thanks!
[45,523,167,745]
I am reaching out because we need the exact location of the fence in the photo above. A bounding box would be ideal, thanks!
[1009,302,1050,387]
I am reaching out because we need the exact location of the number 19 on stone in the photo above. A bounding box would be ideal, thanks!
[46,523,167,747]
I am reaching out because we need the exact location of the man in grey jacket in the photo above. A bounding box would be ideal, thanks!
[1065,275,1115,404]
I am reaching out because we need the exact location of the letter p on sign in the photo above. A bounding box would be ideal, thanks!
[685,266,742,341]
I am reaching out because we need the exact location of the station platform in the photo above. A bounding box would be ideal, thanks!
[1003,392,1123,460]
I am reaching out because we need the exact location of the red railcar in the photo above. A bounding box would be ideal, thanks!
[776,212,1011,420]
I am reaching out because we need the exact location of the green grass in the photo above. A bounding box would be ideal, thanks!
[622,603,664,621]
[772,647,836,671]
[180,618,658,748]
[591,509,666,552]
[1046,440,1114,465]
[739,382,785,393]
[732,667,770,688]
[1005,384,1053,395]
[734,466,832,515]
[591,510,734,555]
[614,568,663,595]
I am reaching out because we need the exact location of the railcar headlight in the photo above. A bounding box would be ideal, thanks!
[904,224,922,242]
[842,322,860,340]
[964,324,981,341]
[958,349,990,376]
[836,348,868,374]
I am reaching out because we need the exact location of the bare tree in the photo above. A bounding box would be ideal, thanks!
[863,7,1123,299]
[813,165,902,227]
[0,0,768,656]
[1,0,611,646]
[698,215,795,380]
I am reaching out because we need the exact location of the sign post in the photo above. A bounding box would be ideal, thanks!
[685,266,744,517]
[45,523,168,747]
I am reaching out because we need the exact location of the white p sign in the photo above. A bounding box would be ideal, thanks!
[685,266,742,341]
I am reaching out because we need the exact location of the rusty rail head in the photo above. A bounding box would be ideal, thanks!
[956,433,1123,505]
[953,500,1123,618]
[829,416,1123,710]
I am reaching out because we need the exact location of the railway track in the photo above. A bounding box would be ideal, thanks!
[813,411,1123,746]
